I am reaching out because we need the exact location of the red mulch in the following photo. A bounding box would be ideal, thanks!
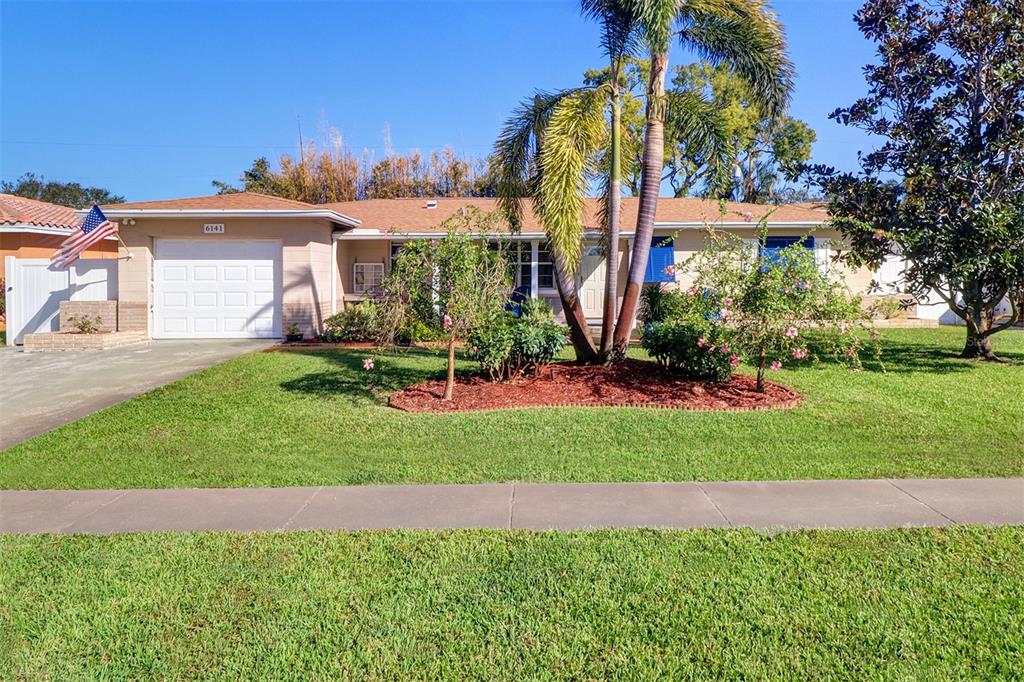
[388,359,801,413]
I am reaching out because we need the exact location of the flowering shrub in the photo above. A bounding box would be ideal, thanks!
[641,322,736,381]
[676,225,871,391]
[468,299,567,382]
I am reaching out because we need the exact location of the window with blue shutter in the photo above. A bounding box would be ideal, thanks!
[644,236,675,283]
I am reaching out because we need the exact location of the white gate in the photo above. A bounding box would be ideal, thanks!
[4,257,117,345]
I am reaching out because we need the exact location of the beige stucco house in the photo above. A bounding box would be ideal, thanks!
[85,192,875,340]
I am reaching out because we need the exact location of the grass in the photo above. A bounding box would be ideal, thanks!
[1,527,1021,679]
[1,327,1022,489]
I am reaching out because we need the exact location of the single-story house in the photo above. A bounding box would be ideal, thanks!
[1,193,118,337]
[68,191,875,341]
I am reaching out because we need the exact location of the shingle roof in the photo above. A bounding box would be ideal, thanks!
[0,193,80,230]
[102,191,323,211]
[325,197,828,234]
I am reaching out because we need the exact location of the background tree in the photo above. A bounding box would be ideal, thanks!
[378,208,512,400]
[666,62,815,201]
[812,0,1024,360]
[1,173,124,207]
[214,133,494,202]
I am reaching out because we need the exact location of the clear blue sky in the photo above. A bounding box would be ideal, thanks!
[1,0,877,202]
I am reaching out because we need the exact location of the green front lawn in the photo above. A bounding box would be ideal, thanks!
[2,527,1021,679]
[1,328,1021,489]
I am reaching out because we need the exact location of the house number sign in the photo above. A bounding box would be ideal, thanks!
[203,224,225,234]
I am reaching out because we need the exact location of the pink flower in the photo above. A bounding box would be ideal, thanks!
[363,357,375,371]
[721,308,733,320]
[791,347,808,360]
[743,211,754,223]
[721,343,730,354]
[664,265,675,276]
[846,347,857,358]
[707,345,716,353]
[697,336,706,347]
[442,314,453,329]
[723,297,733,308]
[770,360,782,371]
[687,287,698,296]
[873,230,885,241]
[784,326,799,340]
[730,355,741,368]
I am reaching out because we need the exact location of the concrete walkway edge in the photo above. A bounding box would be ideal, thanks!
[1,478,1021,534]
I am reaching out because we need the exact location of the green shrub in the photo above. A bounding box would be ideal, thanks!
[638,284,689,325]
[397,319,443,344]
[641,321,736,382]
[468,301,567,381]
[322,302,381,343]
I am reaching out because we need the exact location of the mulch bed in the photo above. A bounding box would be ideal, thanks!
[388,359,801,413]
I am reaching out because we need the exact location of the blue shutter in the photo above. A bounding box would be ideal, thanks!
[644,237,675,283]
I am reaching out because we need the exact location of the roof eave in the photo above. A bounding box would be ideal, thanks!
[79,207,362,227]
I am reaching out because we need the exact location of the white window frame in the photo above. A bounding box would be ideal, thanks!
[352,262,385,294]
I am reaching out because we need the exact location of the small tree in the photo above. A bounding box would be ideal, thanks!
[379,208,512,400]
[679,226,869,392]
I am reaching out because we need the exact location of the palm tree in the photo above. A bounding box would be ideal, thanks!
[610,0,794,355]
[582,0,636,360]
[494,89,607,362]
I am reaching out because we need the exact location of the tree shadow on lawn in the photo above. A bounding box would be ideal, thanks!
[803,331,1024,375]
[278,348,450,404]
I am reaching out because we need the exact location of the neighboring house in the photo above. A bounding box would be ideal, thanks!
[1,193,117,337]
[62,191,873,342]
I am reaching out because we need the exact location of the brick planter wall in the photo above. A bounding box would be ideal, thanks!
[59,301,118,333]
[23,331,150,352]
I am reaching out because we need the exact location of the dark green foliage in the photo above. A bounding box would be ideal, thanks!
[1,172,124,208]
[322,302,381,343]
[810,0,1024,359]
[467,299,567,381]
[638,283,688,325]
[641,322,734,381]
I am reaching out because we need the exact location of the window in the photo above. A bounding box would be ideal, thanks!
[537,241,555,291]
[512,242,532,295]
[352,262,384,294]
[644,236,675,283]
[389,242,405,268]
[760,236,814,266]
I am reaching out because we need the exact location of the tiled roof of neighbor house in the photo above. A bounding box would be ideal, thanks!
[325,197,829,234]
[0,193,80,230]
[102,191,323,211]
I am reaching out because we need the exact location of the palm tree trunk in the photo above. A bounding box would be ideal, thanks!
[612,50,669,356]
[599,74,622,360]
[554,252,598,363]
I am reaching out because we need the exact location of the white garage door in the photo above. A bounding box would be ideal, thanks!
[154,239,281,339]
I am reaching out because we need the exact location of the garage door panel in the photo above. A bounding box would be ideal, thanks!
[154,240,281,339]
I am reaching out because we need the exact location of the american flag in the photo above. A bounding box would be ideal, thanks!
[51,204,118,269]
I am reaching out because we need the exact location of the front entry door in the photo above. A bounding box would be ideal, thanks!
[579,244,606,320]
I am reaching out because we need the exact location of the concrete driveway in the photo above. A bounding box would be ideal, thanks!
[0,340,273,450]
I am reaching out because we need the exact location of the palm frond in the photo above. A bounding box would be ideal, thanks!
[537,90,608,270]
[667,89,734,195]
[492,89,582,231]
[678,0,794,117]
[581,0,639,60]
[622,0,679,54]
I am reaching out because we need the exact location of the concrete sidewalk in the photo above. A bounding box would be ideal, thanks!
[2,478,1020,534]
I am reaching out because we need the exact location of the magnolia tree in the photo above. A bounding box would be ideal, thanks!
[676,227,870,392]
[378,209,512,400]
